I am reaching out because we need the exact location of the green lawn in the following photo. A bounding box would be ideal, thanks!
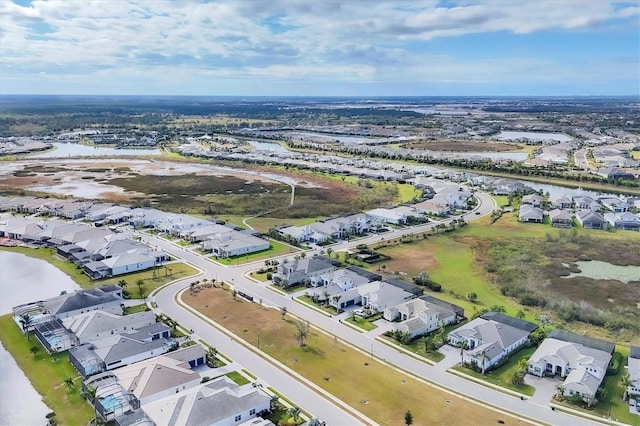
[379,335,445,363]
[345,315,378,331]
[242,216,322,234]
[209,240,299,265]
[452,346,537,396]
[0,315,93,425]
[123,304,150,315]
[225,371,251,386]
[250,270,270,282]
[397,183,422,202]
[297,295,336,315]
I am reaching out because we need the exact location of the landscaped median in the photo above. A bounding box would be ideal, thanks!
[180,285,532,425]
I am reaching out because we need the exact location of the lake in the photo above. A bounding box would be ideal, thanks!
[497,131,573,142]
[33,142,161,158]
[0,251,81,426]
[464,152,529,161]
[249,141,290,152]
[563,260,640,284]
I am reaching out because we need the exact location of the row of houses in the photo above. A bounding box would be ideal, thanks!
[522,193,635,213]
[13,290,273,425]
[518,206,640,231]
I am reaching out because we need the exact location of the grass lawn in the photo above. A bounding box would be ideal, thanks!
[344,315,377,331]
[0,315,93,425]
[397,183,422,203]
[210,240,299,266]
[380,335,445,363]
[297,295,336,315]
[250,270,270,282]
[123,304,150,315]
[225,371,251,386]
[182,288,528,426]
[243,216,322,234]
[452,346,537,396]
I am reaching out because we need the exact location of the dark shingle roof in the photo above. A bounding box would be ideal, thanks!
[548,329,615,354]
[480,311,538,333]
[345,266,381,282]
[629,346,640,359]
[419,295,464,317]
[383,278,422,295]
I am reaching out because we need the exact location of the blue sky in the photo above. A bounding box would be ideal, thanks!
[1,0,638,96]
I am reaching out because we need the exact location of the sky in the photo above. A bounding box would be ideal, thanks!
[1,0,639,96]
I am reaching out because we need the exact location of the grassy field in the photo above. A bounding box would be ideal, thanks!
[379,335,446,363]
[123,304,150,315]
[182,287,529,426]
[452,346,537,396]
[0,315,93,425]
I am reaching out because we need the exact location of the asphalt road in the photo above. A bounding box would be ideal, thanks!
[145,192,602,426]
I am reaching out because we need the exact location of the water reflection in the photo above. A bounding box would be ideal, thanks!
[33,142,161,158]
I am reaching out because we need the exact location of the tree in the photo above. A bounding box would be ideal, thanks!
[29,345,40,357]
[287,406,302,423]
[81,384,99,425]
[269,395,279,411]
[136,279,146,299]
[333,294,342,310]
[326,248,333,258]
[490,305,506,313]
[280,306,287,320]
[294,319,309,347]
[64,377,75,400]
[117,279,127,289]
[404,410,413,425]
[19,313,34,340]
[467,292,477,303]
[516,309,526,320]
[481,349,489,375]
[621,373,631,401]
[380,263,387,274]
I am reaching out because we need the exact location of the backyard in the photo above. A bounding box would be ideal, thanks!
[182,286,529,426]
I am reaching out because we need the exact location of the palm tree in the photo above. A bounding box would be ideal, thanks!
[81,384,99,425]
[287,406,301,423]
[19,313,34,340]
[620,373,631,401]
[294,320,309,347]
[117,279,127,289]
[64,377,75,400]
[269,395,279,411]
[280,306,287,320]
[29,345,40,357]
[480,349,489,375]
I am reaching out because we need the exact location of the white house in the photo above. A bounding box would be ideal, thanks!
[357,281,415,312]
[518,204,543,223]
[365,208,407,225]
[448,312,537,372]
[522,194,543,208]
[527,330,614,404]
[62,310,156,345]
[384,297,462,339]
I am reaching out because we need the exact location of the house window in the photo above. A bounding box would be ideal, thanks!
[250,409,256,415]
[235,415,241,421]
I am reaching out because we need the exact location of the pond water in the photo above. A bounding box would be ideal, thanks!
[0,251,81,425]
[464,152,529,161]
[563,260,640,284]
[512,180,621,199]
[33,142,161,158]
[497,131,573,142]
[249,141,290,152]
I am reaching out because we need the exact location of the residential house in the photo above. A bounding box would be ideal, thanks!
[599,197,630,213]
[143,377,271,426]
[603,212,640,231]
[548,209,573,228]
[384,296,464,339]
[528,330,614,404]
[272,256,337,287]
[413,200,450,217]
[628,346,640,399]
[69,323,173,376]
[365,208,407,225]
[518,204,543,223]
[447,312,537,372]
[62,310,156,345]
[112,345,207,404]
[522,194,543,208]
[575,210,607,229]
[184,223,235,243]
[202,230,270,258]
[83,372,139,422]
[573,196,601,211]
[355,281,416,312]
[549,195,573,210]
[276,225,314,243]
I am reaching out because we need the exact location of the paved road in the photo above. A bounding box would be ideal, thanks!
[145,192,602,426]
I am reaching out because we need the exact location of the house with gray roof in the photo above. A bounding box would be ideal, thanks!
[575,210,607,229]
[604,212,640,231]
[548,209,573,228]
[522,194,543,208]
[62,310,155,345]
[69,323,173,377]
[384,296,464,339]
[447,313,536,372]
[143,376,271,426]
[528,332,614,403]
[83,372,139,422]
[272,255,337,287]
[518,204,543,223]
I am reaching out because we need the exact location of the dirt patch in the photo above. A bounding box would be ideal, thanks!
[374,242,439,277]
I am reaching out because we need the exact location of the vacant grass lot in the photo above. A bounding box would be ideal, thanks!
[183,288,528,426]
[0,315,93,425]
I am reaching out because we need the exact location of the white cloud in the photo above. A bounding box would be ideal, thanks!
[0,0,637,94]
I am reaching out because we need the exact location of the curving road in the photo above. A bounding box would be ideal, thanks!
[144,192,602,426]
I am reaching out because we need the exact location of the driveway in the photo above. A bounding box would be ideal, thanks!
[525,374,558,407]
[435,344,461,371]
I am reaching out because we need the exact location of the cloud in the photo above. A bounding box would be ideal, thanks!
[0,0,638,95]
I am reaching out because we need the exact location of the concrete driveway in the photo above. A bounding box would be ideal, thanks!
[525,374,558,407]
[435,344,461,371]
